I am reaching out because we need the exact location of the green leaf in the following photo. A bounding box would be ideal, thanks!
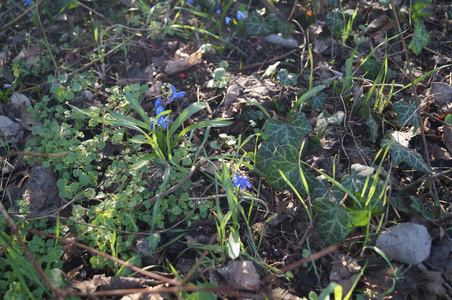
[411,0,432,22]
[365,116,379,142]
[256,141,279,173]
[346,208,370,227]
[277,69,298,86]
[410,196,434,221]
[308,93,327,110]
[362,59,382,80]
[341,164,385,210]
[263,144,316,195]
[262,113,311,147]
[311,175,344,203]
[146,233,161,255]
[314,198,352,245]
[392,100,420,131]
[262,62,280,78]
[408,21,430,55]
[381,139,431,173]
[245,11,273,36]
[227,228,241,260]
[315,111,344,137]
[276,22,295,38]
[125,89,149,124]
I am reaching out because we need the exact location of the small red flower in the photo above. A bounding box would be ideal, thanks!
[178,73,186,79]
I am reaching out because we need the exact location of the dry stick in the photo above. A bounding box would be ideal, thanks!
[18,227,180,286]
[0,202,63,299]
[1,151,71,160]
[261,244,338,284]
[389,0,442,212]
[134,159,205,210]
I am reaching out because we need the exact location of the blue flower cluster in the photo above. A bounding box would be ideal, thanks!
[231,175,252,190]
[151,85,186,129]
[225,11,246,25]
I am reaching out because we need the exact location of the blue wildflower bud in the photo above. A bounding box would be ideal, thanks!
[156,105,165,116]
[225,17,232,25]
[186,0,194,4]
[231,175,252,190]
[3,84,13,88]
[236,11,246,20]
[216,4,221,14]
[155,97,162,108]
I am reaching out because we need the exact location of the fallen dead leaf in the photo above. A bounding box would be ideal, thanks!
[164,51,202,75]
[217,260,260,290]
[329,253,361,295]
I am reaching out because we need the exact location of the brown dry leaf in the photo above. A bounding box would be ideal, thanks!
[329,253,361,295]
[217,260,260,290]
[444,126,452,154]
[309,21,324,42]
[421,270,450,299]
[164,51,202,75]
[71,274,159,293]
[428,83,452,114]
[13,44,41,69]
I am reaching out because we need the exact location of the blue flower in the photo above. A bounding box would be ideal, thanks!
[155,97,162,108]
[216,5,221,14]
[186,0,194,4]
[236,11,246,20]
[156,105,165,116]
[231,175,252,190]
[23,0,33,6]
[168,85,186,103]
[3,84,12,88]
[225,17,232,25]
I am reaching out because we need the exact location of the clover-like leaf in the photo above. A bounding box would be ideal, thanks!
[244,10,273,36]
[262,113,311,147]
[314,198,352,245]
[393,100,420,131]
[277,69,298,86]
[408,21,430,55]
[381,139,431,173]
[308,93,327,110]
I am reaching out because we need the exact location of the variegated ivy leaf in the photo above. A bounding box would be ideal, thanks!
[365,116,379,142]
[264,144,316,195]
[256,140,279,173]
[314,198,352,245]
[381,139,432,173]
[341,164,385,211]
[393,100,420,131]
[308,93,327,110]
[262,113,311,147]
[276,22,295,38]
[244,10,273,36]
[277,69,298,86]
[408,21,430,55]
[311,175,344,203]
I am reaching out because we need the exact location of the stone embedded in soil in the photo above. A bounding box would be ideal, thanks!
[376,223,432,265]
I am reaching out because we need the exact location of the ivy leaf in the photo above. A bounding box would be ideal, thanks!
[362,59,382,80]
[314,198,352,245]
[311,175,344,203]
[277,69,298,86]
[365,116,379,142]
[410,0,433,22]
[262,113,311,147]
[264,144,316,195]
[244,11,273,36]
[381,139,432,173]
[262,62,280,79]
[308,93,327,110]
[341,164,385,210]
[393,100,420,131]
[315,111,344,137]
[408,21,430,55]
[275,22,295,38]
